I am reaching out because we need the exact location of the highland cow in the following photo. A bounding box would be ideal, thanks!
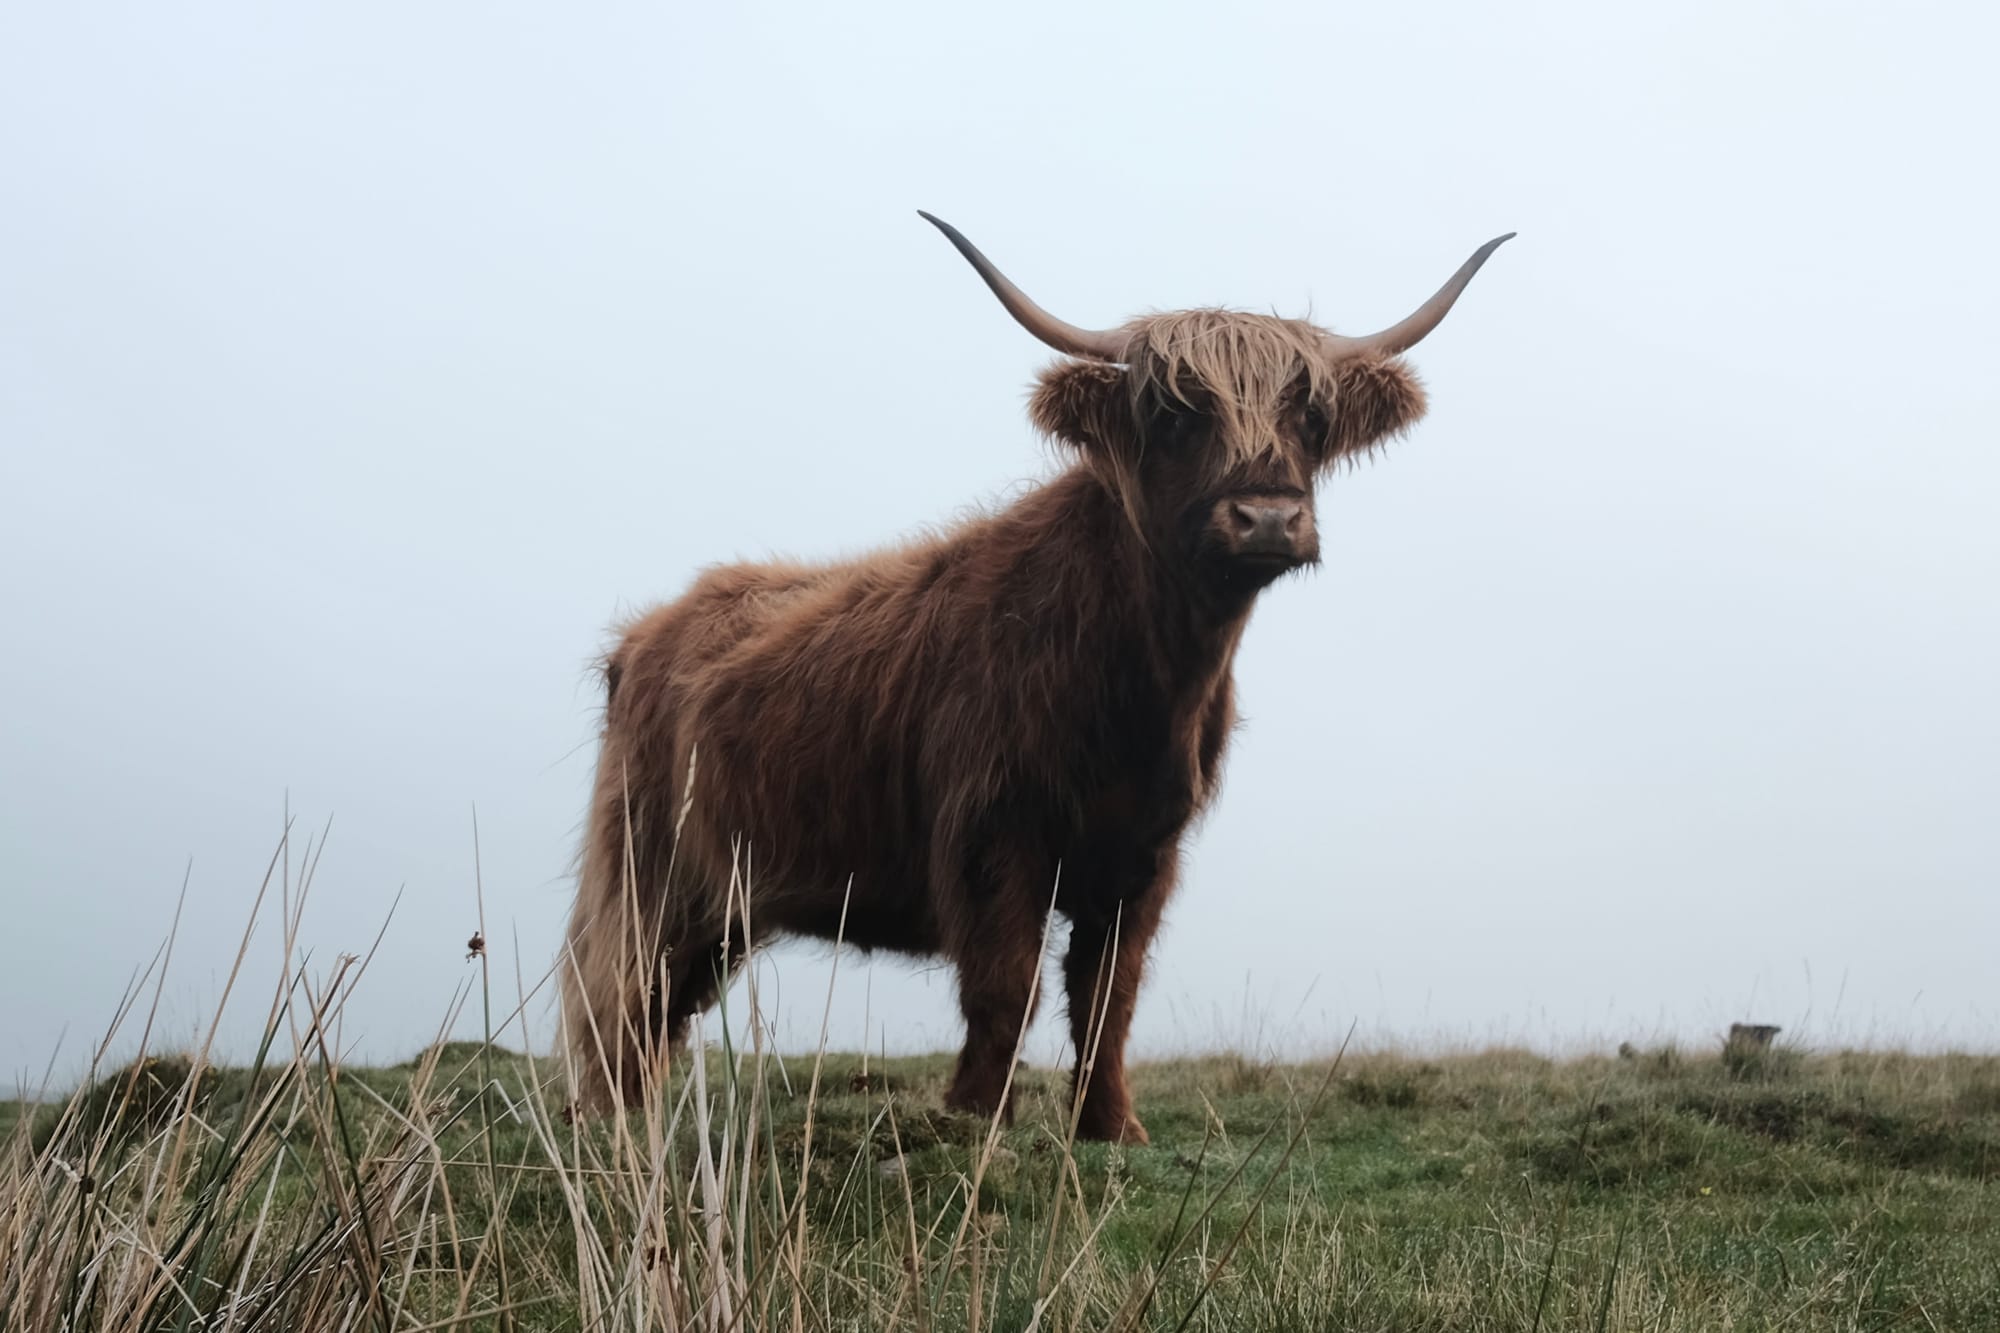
[561,213,1510,1142]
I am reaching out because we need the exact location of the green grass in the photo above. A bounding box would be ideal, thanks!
[9,1034,1997,1331]
[4,836,1994,1330]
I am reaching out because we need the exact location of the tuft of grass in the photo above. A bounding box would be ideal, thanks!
[1722,1039,1806,1083]
[35,1053,218,1154]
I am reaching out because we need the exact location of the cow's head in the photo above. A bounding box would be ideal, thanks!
[922,213,1510,597]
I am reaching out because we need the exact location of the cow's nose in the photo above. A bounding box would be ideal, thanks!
[1230,500,1304,545]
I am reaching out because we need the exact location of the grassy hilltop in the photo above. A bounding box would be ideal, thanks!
[5,1030,1996,1331]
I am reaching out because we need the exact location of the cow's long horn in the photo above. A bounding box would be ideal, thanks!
[1321,233,1516,360]
[919,212,1129,363]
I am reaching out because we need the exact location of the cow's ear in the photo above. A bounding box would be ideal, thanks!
[1029,360,1133,459]
[1324,356,1429,462]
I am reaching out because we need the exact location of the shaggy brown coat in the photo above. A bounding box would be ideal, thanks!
[563,301,1442,1142]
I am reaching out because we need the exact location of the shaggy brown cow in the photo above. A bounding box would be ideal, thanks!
[562,214,1510,1142]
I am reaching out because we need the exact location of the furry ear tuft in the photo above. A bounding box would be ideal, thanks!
[1029,360,1129,455]
[1327,357,1429,460]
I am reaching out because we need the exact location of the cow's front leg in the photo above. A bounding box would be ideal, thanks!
[943,873,1047,1121]
[1063,890,1164,1144]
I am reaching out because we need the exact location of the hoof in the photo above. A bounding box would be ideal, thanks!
[943,1081,1014,1124]
[1076,1111,1149,1145]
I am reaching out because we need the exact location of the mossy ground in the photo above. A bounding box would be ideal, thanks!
[11,1041,1990,1329]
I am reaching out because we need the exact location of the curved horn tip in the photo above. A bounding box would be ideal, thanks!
[1462,233,1517,268]
[916,210,962,242]
[914,209,999,275]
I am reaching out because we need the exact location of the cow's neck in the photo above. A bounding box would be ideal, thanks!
[1040,468,1254,709]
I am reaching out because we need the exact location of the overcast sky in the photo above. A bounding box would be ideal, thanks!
[3,1,1996,1087]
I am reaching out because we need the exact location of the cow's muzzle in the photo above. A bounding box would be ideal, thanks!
[1214,497,1318,568]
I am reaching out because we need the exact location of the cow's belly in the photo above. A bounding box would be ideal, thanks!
[772,887,942,955]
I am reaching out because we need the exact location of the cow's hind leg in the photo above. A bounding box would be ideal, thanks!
[565,944,666,1112]
[658,935,749,1049]
[563,883,669,1113]
[577,933,745,1107]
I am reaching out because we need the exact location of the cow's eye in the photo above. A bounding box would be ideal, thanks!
[1152,403,1194,449]
[1302,402,1330,449]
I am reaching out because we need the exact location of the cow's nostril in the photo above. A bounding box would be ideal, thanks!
[1223,499,1308,553]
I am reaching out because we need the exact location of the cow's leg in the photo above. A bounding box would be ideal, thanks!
[943,874,1047,1121]
[564,884,672,1113]
[658,935,748,1049]
[589,934,746,1105]
[571,947,672,1110]
[1063,891,1164,1144]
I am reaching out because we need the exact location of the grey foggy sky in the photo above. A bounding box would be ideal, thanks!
[3,1,1996,1085]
